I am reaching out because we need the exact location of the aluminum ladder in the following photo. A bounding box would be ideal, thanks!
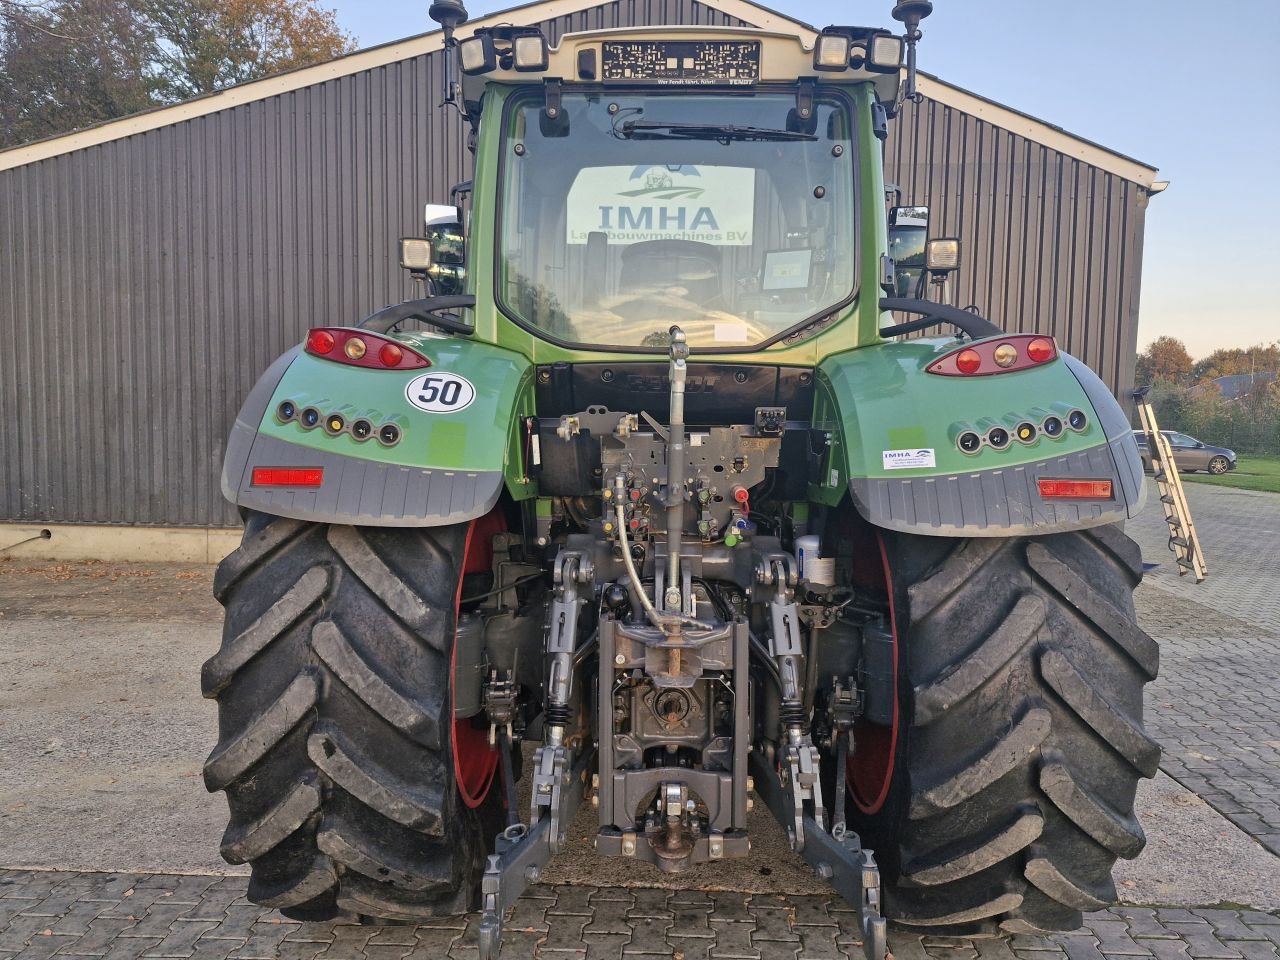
[1132,388,1207,582]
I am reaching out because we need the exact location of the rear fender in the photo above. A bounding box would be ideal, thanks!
[221,333,535,526]
[813,338,1145,536]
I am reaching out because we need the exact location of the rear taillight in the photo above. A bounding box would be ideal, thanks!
[252,467,324,487]
[928,335,1058,376]
[1037,478,1112,499]
[305,328,430,370]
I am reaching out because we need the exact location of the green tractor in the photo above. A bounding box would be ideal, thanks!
[203,3,1157,956]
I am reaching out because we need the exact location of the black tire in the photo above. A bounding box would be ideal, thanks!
[203,512,492,921]
[849,525,1159,934]
[1207,456,1229,475]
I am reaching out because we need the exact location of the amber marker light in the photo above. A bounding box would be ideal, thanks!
[1038,479,1113,499]
[251,467,324,487]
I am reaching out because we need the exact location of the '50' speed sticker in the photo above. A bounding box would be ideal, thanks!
[405,372,477,413]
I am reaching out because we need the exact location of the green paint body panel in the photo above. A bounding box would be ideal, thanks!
[257,334,537,500]
[811,338,1106,504]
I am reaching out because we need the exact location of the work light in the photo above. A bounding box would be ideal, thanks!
[926,238,960,273]
[400,238,433,271]
[869,34,904,69]
[460,34,496,74]
[513,33,549,71]
[813,32,851,70]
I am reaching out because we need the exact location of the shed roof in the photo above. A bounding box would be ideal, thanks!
[0,0,1158,186]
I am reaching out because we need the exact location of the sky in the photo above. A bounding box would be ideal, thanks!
[329,0,1280,361]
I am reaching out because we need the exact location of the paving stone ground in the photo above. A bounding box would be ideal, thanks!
[1,872,1278,960]
[1128,481,1280,855]
[1129,481,1280,634]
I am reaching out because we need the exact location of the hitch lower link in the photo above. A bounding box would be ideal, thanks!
[749,743,887,960]
[751,555,888,960]
[478,551,595,960]
[476,740,594,959]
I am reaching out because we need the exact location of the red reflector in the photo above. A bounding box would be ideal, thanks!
[306,330,336,354]
[955,349,981,374]
[1038,478,1112,499]
[252,467,324,487]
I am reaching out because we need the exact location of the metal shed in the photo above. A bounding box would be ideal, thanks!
[0,0,1160,536]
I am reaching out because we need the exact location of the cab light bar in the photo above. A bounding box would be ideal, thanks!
[305,328,430,370]
[1037,479,1113,499]
[927,335,1058,377]
[252,467,324,487]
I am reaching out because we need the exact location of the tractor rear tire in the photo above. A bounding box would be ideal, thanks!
[203,512,491,921]
[849,525,1159,935]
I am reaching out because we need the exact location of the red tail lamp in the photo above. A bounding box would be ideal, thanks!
[252,467,324,487]
[305,328,430,370]
[928,335,1059,377]
[1037,478,1112,499]
[955,349,981,374]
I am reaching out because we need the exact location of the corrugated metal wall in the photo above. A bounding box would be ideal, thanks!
[0,2,1148,528]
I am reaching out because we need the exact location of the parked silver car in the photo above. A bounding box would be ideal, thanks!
[1133,430,1237,474]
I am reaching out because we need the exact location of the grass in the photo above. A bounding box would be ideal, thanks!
[1178,455,1280,494]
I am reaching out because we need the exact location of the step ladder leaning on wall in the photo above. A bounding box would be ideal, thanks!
[1132,387,1207,583]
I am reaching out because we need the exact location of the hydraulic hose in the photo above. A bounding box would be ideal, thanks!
[613,475,715,633]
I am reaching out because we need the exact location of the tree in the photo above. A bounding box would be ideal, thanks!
[0,0,355,148]
[0,0,156,148]
[1134,335,1193,387]
[141,0,356,102]
[1192,343,1280,382]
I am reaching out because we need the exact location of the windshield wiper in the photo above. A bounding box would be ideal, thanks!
[616,120,817,143]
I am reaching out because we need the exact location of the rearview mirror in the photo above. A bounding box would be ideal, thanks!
[423,204,467,295]
[887,205,928,297]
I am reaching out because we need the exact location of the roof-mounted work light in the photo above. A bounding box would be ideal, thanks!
[869,34,904,70]
[460,33,496,73]
[512,32,549,71]
[813,29,852,71]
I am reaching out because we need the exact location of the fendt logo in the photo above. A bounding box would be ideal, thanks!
[621,373,721,393]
